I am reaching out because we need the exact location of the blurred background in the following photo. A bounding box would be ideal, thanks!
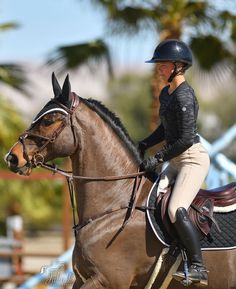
[0,0,236,287]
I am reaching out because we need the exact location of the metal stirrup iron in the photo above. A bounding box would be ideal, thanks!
[181,249,192,287]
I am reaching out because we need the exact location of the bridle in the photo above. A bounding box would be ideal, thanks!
[16,93,146,235]
[18,92,79,169]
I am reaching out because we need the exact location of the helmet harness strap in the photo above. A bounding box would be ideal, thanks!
[168,62,187,83]
[168,62,178,83]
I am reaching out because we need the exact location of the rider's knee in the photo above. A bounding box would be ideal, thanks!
[168,205,177,223]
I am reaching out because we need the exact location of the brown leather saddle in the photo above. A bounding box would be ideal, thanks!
[157,182,236,238]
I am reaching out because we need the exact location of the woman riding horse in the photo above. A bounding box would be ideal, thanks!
[139,39,210,286]
[5,71,236,288]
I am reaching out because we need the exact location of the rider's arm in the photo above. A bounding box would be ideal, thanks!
[159,88,198,162]
[139,124,165,150]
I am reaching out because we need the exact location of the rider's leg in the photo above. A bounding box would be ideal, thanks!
[168,143,210,223]
[172,208,208,285]
[157,164,177,194]
[167,143,210,285]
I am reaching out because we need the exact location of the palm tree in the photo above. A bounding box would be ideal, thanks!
[50,1,236,128]
[0,22,26,92]
[84,0,236,129]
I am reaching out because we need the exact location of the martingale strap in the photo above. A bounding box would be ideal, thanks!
[121,175,147,230]
[68,174,147,236]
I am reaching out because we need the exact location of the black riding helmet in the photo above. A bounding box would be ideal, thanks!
[146,39,192,82]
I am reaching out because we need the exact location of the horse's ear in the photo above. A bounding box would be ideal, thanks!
[52,72,62,97]
[61,74,72,103]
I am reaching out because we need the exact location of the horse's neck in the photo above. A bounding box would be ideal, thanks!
[71,103,139,221]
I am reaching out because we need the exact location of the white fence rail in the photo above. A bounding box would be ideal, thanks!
[18,248,74,289]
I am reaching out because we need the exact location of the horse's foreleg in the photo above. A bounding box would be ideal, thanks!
[73,275,109,289]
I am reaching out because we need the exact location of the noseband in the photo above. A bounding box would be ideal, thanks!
[18,93,80,168]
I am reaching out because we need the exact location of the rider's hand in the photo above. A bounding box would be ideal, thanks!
[140,153,163,173]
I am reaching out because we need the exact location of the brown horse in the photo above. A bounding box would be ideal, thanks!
[5,74,236,289]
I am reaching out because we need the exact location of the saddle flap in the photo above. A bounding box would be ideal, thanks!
[189,197,214,236]
[156,187,215,238]
[159,188,177,239]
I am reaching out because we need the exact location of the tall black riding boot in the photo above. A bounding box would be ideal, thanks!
[172,207,208,286]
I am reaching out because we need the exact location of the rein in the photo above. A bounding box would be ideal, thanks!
[40,162,144,181]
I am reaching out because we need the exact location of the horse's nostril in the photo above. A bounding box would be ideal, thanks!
[6,153,19,167]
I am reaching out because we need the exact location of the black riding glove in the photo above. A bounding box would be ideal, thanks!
[140,153,164,173]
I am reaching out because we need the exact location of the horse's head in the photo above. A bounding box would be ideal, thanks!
[5,73,80,176]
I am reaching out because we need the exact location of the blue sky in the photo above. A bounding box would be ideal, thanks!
[2,0,235,68]
[1,0,235,117]
[1,0,106,60]
[0,0,157,116]
[0,0,155,67]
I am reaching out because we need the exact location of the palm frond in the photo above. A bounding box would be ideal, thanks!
[86,0,162,33]
[217,10,236,43]
[231,21,236,42]
[47,39,113,77]
[190,35,233,70]
[108,6,156,28]
[183,1,212,25]
[0,64,27,93]
[0,22,19,31]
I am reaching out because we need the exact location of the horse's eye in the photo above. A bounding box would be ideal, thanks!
[41,118,54,127]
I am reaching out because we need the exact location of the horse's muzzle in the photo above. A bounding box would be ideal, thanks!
[5,153,18,170]
[5,152,32,175]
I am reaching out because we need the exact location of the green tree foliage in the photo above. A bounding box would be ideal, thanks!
[0,94,26,168]
[0,96,64,231]
[0,22,26,92]
[106,73,152,142]
[50,1,236,131]
[48,39,113,76]
[87,0,236,69]
[0,20,66,232]
[0,179,63,233]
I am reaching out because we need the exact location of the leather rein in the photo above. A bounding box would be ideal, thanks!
[18,93,146,235]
